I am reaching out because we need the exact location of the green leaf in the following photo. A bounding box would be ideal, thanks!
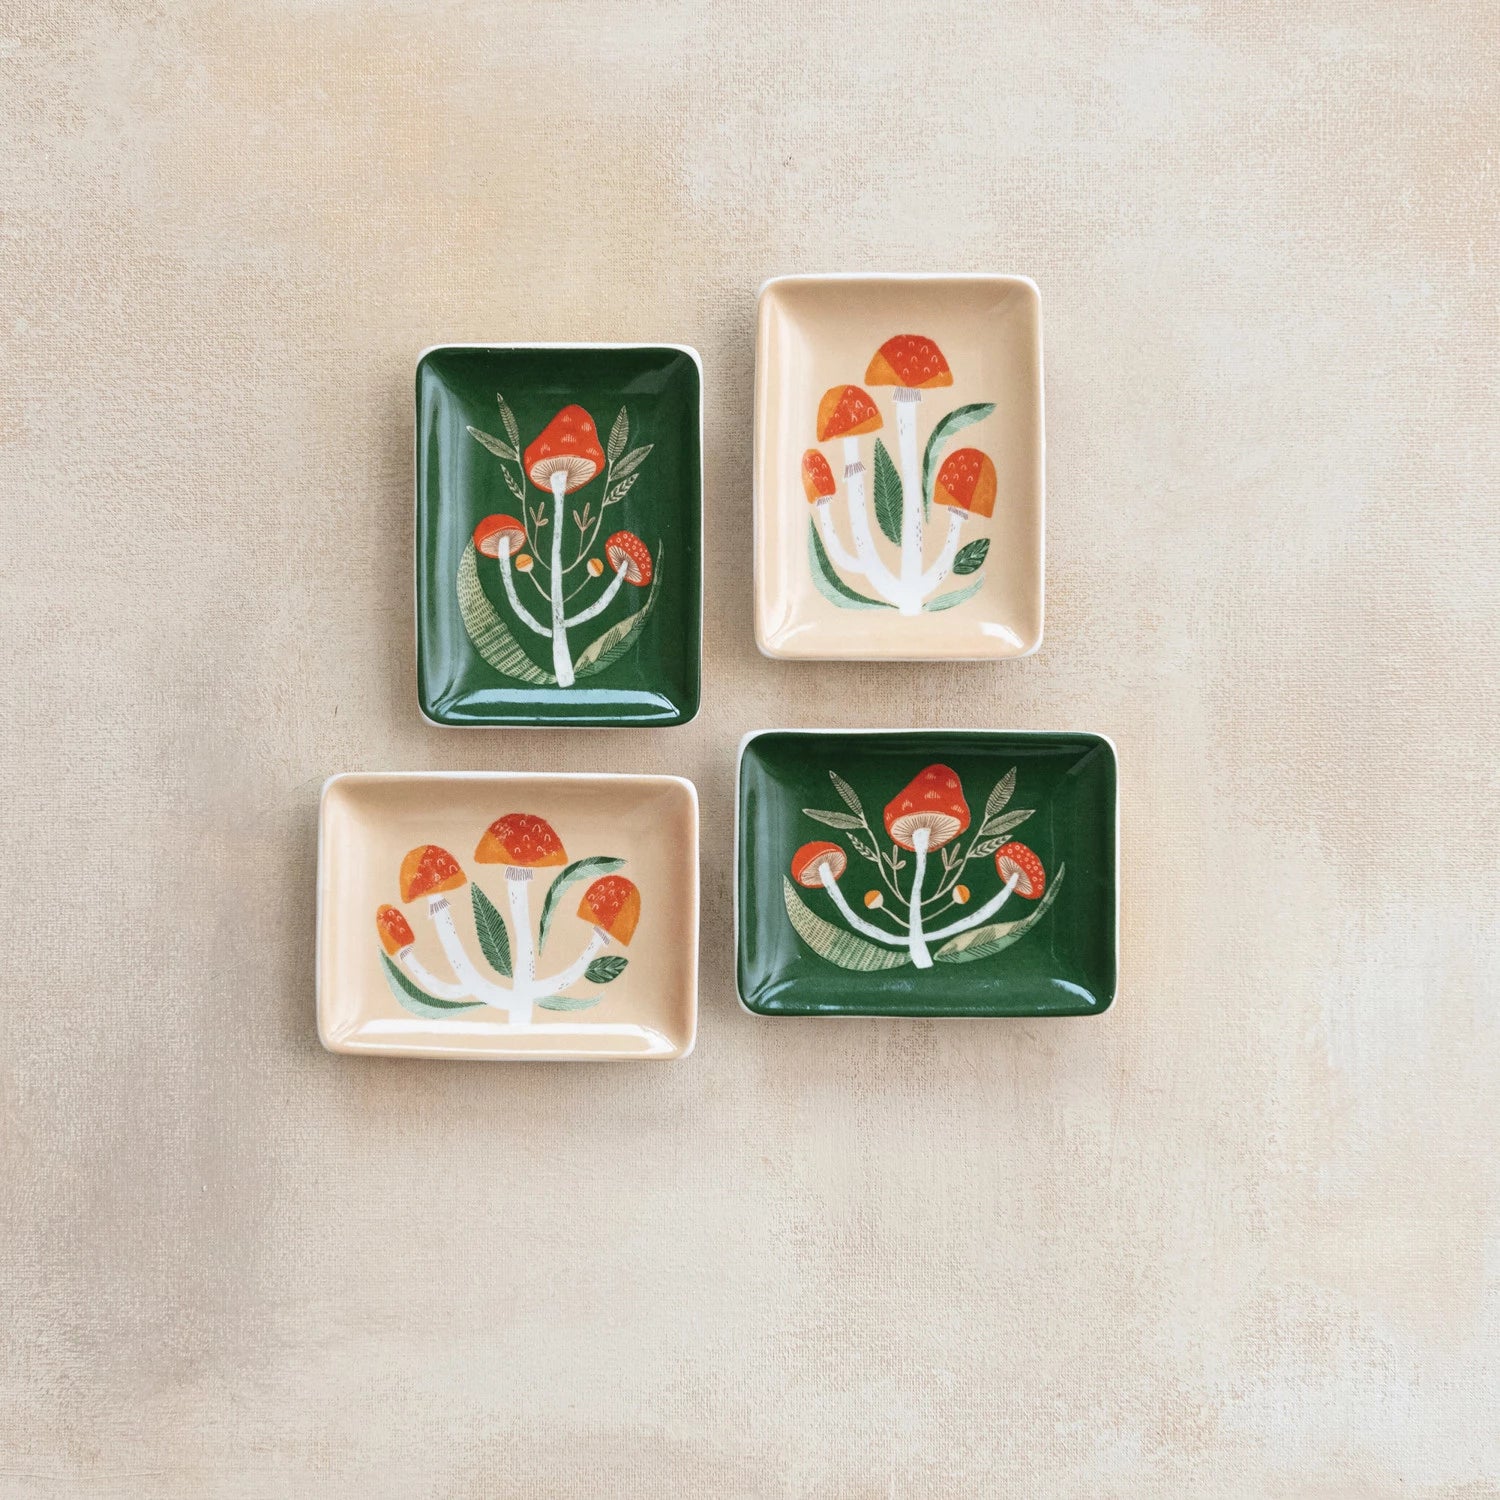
[934,866,1065,964]
[378,951,484,1018]
[455,542,555,684]
[538,855,625,950]
[611,444,653,482]
[572,561,662,678]
[983,768,1016,821]
[603,473,640,508]
[846,831,878,863]
[606,407,629,463]
[978,807,1033,842]
[808,522,895,610]
[782,877,910,972]
[536,994,604,1011]
[829,771,863,818]
[470,882,512,977]
[872,437,903,545]
[953,538,990,575]
[466,425,518,464]
[924,579,983,613]
[801,807,863,831]
[921,402,996,511]
[496,392,520,448]
[585,955,628,984]
[501,467,527,503]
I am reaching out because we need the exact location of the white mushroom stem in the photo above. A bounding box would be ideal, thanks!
[548,470,575,687]
[499,548,551,636]
[812,498,860,572]
[565,563,627,627]
[893,389,925,612]
[426,894,512,1005]
[841,437,904,604]
[905,825,933,968]
[505,868,536,1023]
[925,872,1021,942]
[920,510,968,593]
[817,865,908,944]
[534,927,610,998]
[396,945,470,1002]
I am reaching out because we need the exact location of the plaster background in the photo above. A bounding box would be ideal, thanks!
[2,1,1496,1494]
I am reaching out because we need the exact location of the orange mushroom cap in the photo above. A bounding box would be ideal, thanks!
[474,813,568,869]
[605,530,653,586]
[375,903,415,955]
[801,450,836,504]
[473,513,527,558]
[995,841,1046,899]
[791,841,847,887]
[579,874,640,944]
[816,385,883,442]
[399,845,467,903]
[933,448,997,520]
[523,405,605,493]
[883,764,971,851]
[865,334,953,391]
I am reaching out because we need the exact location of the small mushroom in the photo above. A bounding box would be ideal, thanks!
[801,448,860,573]
[577,874,641,946]
[514,554,533,571]
[883,764,971,969]
[923,447,997,589]
[865,335,953,602]
[814,385,898,598]
[587,558,603,577]
[473,513,527,559]
[953,884,970,905]
[791,840,847,887]
[994,842,1046,899]
[605,530,653,587]
[376,903,416,956]
[398,844,499,998]
[376,902,466,1001]
[864,890,884,910]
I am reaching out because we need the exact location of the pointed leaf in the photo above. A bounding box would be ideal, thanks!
[934,866,1065,963]
[610,444,653,482]
[537,994,604,1011]
[466,425,518,464]
[782,877,910,971]
[978,807,1033,841]
[924,579,983,612]
[379,951,484,1018]
[872,437,903,545]
[456,542,555,684]
[584,955,628,984]
[846,832,878,863]
[470,882,512,977]
[829,771,864,818]
[983,768,1016,821]
[538,856,626,950]
[496,392,520,448]
[921,402,996,510]
[501,467,527,503]
[801,808,864,831]
[808,522,895,610]
[953,538,990,575]
[606,407,629,463]
[603,473,640,508]
[572,562,662,678]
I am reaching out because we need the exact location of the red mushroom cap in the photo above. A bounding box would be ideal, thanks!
[995,842,1046,899]
[473,513,527,558]
[816,385,883,442]
[375,903,415,955]
[523,405,605,493]
[933,449,997,520]
[579,874,640,944]
[801,449,837,504]
[883,765,971,851]
[605,530,653,586]
[474,813,568,869]
[399,845,467,903]
[791,841,847,887]
[865,335,953,391]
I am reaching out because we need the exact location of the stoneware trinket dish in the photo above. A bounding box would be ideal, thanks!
[318,772,698,1059]
[737,730,1115,1016]
[754,274,1044,660]
[416,344,702,726]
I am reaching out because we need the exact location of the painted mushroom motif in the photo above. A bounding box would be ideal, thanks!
[925,448,997,590]
[398,844,503,1001]
[813,384,897,597]
[376,903,467,1001]
[884,765,971,968]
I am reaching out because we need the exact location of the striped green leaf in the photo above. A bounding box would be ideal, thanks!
[933,865,1065,964]
[872,438,903,545]
[782,877,909,972]
[455,542,554,684]
[537,994,603,1011]
[572,560,661,678]
[808,523,894,611]
[471,882,512,977]
[378,951,484,1018]
[923,579,983,613]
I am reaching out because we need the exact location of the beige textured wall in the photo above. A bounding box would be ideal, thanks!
[2,2,1497,1494]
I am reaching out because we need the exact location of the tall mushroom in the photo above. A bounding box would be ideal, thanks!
[802,449,858,572]
[791,840,901,943]
[883,764,970,968]
[376,903,467,1001]
[399,844,504,1001]
[473,512,547,635]
[565,529,652,628]
[535,874,642,997]
[474,814,568,1015]
[523,405,605,687]
[816,384,900,600]
[865,335,953,605]
[922,448,997,592]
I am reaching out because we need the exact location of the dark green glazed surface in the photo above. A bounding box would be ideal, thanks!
[416,345,702,726]
[738,730,1117,1016]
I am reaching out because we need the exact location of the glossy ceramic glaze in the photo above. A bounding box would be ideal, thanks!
[416,345,702,726]
[319,773,698,1058]
[737,730,1115,1016]
[754,275,1044,660]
